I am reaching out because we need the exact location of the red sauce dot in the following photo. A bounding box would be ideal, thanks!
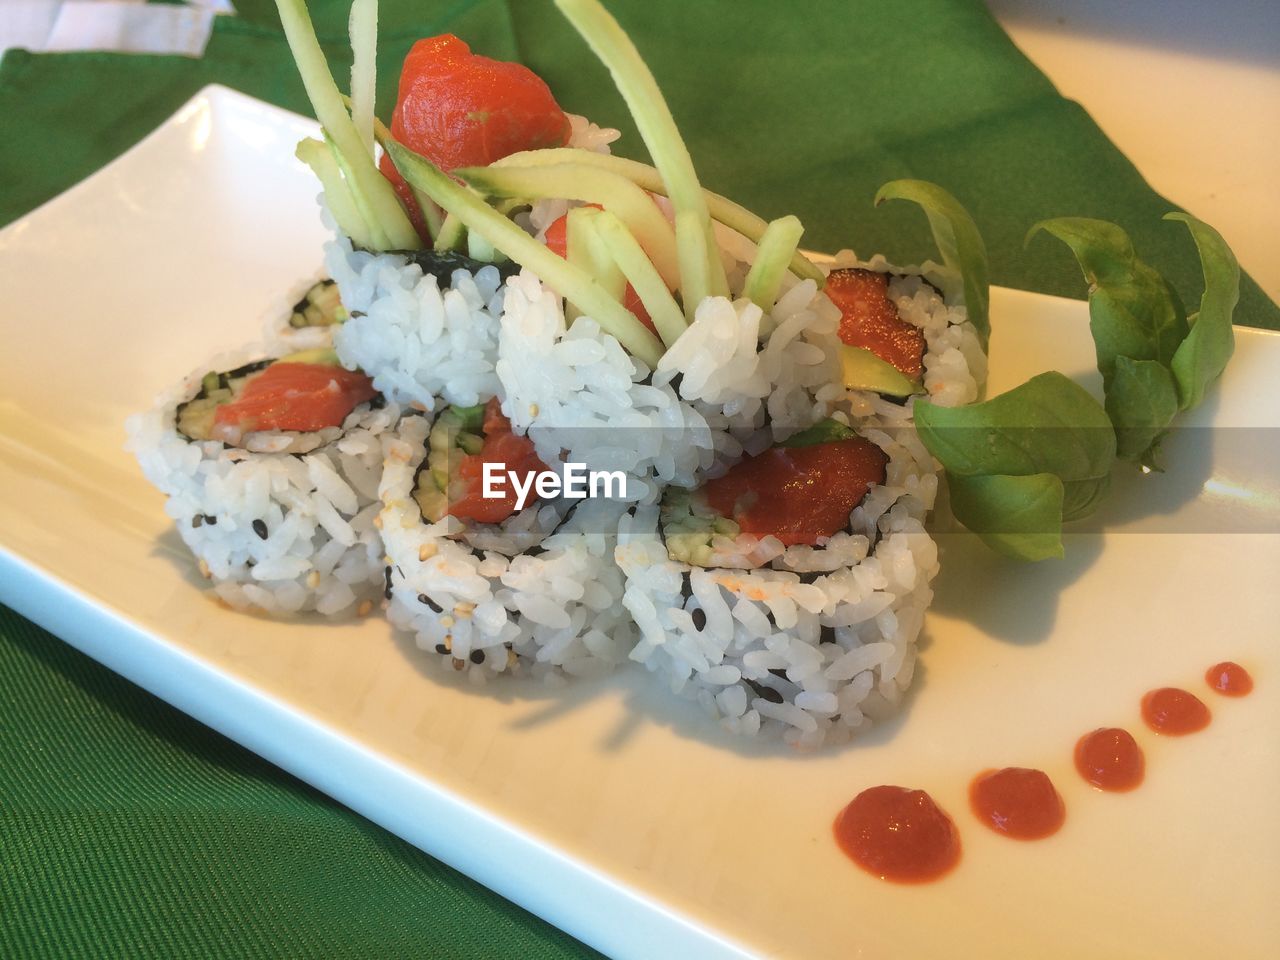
[968,767,1065,840]
[1206,661,1253,697]
[1075,728,1145,792]
[1142,687,1210,735]
[833,785,961,884]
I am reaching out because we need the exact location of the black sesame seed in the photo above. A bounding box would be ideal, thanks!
[383,566,393,600]
[690,607,707,631]
[252,519,268,540]
[418,593,442,613]
[205,514,217,525]
[434,643,449,655]
[191,515,204,529]
[469,649,485,665]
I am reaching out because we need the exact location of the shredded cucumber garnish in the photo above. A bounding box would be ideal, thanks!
[366,111,443,240]
[386,140,664,367]
[456,163,680,291]
[743,215,804,313]
[674,211,711,317]
[567,207,626,305]
[324,132,391,250]
[592,209,687,347]
[433,213,466,252]
[348,0,378,156]
[553,0,728,317]
[274,0,419,250]
[295,138,375,249]
[494,148,824,284]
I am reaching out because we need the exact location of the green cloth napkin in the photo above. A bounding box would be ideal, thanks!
[1,2,1275,958]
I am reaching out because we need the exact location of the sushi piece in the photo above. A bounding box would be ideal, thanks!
[618,419,940,748]
[322,32,624,414]
[126,346,399,616]
[817,253,987,434]
[378,404,634,681]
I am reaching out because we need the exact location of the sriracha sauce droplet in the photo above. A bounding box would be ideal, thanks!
[1075,728,1145,792]
[1141,687,1211,735]
[968,767,1065,840]
[833,785,961,884]
[1205,661,1253,697]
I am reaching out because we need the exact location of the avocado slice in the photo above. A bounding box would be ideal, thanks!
[276,347,341,367]
[839,344,922,398]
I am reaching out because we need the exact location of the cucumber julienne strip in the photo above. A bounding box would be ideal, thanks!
[362,110,448,244]
[386,141,664,367]
[494,148,824,284]
[455,163,680,291]
[434,213,466,252]
[568,207,626,304]
[553,0,727,316]
[348,0,378,156]
[295,138,375,250]
[743,215,805,313]
[592,209,688,347]
[275,0,419,250]
[324,132,391,250]
[675,211,711,314]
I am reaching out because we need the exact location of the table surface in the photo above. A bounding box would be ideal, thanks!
[989,0,1280,303]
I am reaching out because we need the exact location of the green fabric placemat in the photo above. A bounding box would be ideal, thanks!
[0,605,602,959]
[1,2,1275,958]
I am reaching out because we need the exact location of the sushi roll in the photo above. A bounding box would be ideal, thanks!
[618,419,940,748]
[378,402,634,681]
[126,346,399,616]
[816,253,987,434]
[322,31,624,415]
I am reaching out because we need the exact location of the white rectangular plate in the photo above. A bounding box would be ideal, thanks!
[1,86,1277,960]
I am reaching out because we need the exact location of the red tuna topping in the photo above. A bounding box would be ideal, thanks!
[213,362,376,438]
[702,437,888,546]
[826,268,926,380]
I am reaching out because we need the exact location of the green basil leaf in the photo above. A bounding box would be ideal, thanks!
[947,473,1066,562]
[1166,213,1238,411]
[914,372,1115,483]
[1106,356,1180,468]
[1027,217,1188,380]
[874,179,990,349]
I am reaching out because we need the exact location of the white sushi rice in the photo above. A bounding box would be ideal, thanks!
[328,247,507,412]
[125,343,399,616]
[496,270,840,502]
[379,415,635,683]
